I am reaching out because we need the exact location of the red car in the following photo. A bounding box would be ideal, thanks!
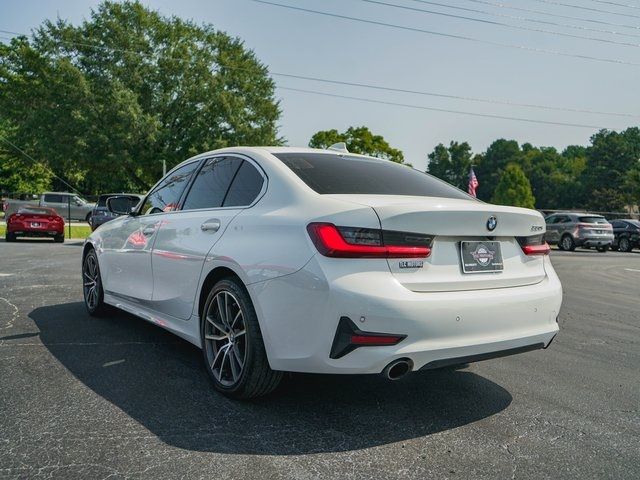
[5,206,65,243]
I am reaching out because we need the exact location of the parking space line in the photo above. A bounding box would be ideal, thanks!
[624,268,640,272]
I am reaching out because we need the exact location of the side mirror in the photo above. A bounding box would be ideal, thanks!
[106,196,138,216]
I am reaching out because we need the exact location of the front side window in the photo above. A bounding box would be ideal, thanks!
[274,152,471,200]
[141,161,198,215]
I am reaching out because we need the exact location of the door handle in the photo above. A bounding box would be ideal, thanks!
[142,226,157,236]
[201,219,221,232]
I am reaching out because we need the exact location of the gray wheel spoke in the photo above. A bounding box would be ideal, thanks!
[232,344,243,368]
[231,310,242,329]
[206,315,227,334]
[234,329,246,338]
[204,333,227,341]
[228,348,239,381]
[216,294,227,327]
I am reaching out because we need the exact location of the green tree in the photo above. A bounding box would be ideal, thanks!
[0,1,282,194]
[309,126,405,164]
[426,141,472,190]
[582,128,640,210]
[475,139,522,202]
[491,163,535,209]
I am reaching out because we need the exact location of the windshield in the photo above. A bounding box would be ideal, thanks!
[274,153,471,199]
[579,216,608,224]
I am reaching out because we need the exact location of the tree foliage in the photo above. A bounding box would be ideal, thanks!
[426,141,472,190]
[309,126,406,164]
[491,163,536,209]
[426,127,640,211]
[0,1,282,194]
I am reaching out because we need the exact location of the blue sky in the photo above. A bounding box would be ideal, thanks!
[1,0,639,170]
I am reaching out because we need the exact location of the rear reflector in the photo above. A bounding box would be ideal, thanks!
[307,223,431,258]
[330,317,406,359]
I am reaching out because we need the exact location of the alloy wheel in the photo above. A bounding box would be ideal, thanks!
[562,236,573,251]
[83,254,100,309]
[204,290,247,387]
[619,238,630,252]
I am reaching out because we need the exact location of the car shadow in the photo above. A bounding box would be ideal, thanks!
[28,302,512,455]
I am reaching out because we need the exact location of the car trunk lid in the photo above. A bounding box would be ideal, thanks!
[326,195,548,292]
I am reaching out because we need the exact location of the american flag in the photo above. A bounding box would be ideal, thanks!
[468,167,479,197]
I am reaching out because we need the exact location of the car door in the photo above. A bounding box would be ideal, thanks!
[545,215,559,243]
[150,155,266,320]
[99,161,200,302]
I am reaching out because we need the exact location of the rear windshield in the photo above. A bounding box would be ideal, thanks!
[274,153,472,199]
[18,207,52,215]
[579,216,608,224]
[627,220,640,228]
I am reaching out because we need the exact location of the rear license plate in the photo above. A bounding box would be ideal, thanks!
[31,222,41,228]
[460,241,504,274]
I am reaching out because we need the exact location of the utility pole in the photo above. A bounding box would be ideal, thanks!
[162,159,166,176]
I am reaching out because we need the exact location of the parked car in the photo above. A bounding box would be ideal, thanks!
[610,219,640,252]
[4,192,95,222]
[83,147,561,399]
[5,206,65,242]
[544,212,613,252]
[90,193,142,231]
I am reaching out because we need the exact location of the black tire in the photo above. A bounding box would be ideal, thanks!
[618,237,632,253]
[5,232,16,242]
[54,234,64,243]
[82,249,108,316]
[85,212,92,223]
[560,234,575,252]
[596,245,609,252]
[201,278,282,399]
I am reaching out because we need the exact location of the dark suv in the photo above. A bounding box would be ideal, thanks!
[544,212,614,252]
[89,193,142,231]
[611,219,640,252]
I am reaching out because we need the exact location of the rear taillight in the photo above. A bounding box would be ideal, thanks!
[307,223,432,258]
[517,234,550,255]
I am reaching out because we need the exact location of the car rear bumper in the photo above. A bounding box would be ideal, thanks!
[576,234,613,247]
[250,255,562,374]
[8,229,62,238]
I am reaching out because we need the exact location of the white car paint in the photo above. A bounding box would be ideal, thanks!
[85,146,560,375]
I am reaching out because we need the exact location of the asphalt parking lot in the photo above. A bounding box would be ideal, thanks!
[0,241,638,479]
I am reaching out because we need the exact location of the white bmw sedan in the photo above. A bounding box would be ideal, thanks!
[83,147,561,398]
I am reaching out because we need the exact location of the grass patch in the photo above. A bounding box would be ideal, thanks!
[0,224,92,239]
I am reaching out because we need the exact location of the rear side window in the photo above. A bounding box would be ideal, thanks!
[182,157,243,210]
[579,216,607,224]
[274,153,471,199]
[223,161,264,207]
[141,161,198,215]
[43,194,64,203]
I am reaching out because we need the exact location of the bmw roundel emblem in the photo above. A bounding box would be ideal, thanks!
[487,216,497,231]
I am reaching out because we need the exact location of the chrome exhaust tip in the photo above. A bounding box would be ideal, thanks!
[382,358,413,381]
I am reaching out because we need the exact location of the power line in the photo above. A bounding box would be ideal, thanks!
[361,0,640,47]
[0,135,82,194]
[528,0,640,18]
[592,0,640,8]
[250,0,640,66]
[409,0,640,38]
[1,28,638,119]
[277,86,610,129]
[465,0,640,31]
[270,72,640,118]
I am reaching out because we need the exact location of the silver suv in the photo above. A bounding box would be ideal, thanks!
[545,212,614,252]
